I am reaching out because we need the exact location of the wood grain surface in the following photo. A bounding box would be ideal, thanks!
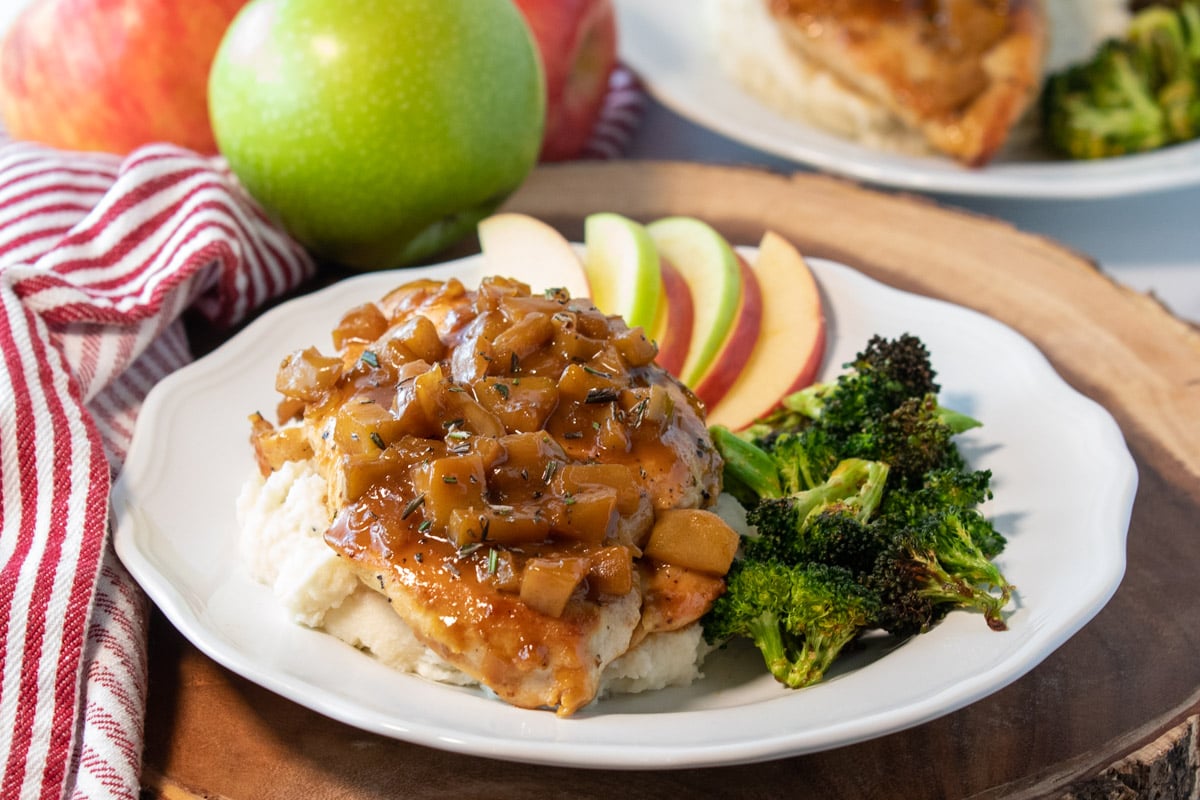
[145,162,1200,799]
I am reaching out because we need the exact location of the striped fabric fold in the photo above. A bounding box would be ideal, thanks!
[0,139,315,800]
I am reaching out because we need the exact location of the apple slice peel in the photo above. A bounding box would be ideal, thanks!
[583,212,663,332]
[649,256,695,377]
[691,253,764,410]
[706,231,827,431]
[646,217,744,388]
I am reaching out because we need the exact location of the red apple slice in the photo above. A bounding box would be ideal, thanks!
[649,256,694,377]
[646,217,743,388]
[477,212,590,300]
[706,232,827,431]
[690,254,764,409]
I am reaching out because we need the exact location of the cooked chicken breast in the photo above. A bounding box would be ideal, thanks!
[766,0,1047,165]
[252,275,728,715]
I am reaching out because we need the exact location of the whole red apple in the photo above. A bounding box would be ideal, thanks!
[0,0,247,154]
[512,0,617,161]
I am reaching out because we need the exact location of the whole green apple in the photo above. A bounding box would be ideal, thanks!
[208,0,545,269]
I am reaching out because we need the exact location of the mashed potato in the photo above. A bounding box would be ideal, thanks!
[237,459,714,701]
[707,0,1132,158]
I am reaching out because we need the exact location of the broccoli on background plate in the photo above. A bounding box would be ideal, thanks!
[1042,1,1200,158]
[705,334,1013,690]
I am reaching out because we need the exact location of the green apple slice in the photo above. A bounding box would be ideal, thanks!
[646,217,743,387]
[478,213,590,299]
[583,212,663,331]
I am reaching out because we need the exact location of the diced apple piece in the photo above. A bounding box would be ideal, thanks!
[411,453,487,530]
[548,489,619,544]
[333,396,403,455]
[520,556,590,617]
[478,213,591,299]
[275,346,342,401]
[707,232,827,431]
[472,375,559,433]
[554,463,642,514]
[446,506,551,547]
[583,212,663,332]
[388,314,445,364]
[644,508,740,577]
[588,545,634,596]
[331,302,389,350]
[690,254,764,409]
[646,217,743,388]
[249,413,313,473]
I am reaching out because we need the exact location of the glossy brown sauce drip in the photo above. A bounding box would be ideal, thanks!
[325,475,614,709]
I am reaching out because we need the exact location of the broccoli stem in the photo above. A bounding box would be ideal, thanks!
[712,425,783,499]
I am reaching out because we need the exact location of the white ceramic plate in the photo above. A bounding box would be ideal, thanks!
[614,0,1200,199]
[111,251,1136,769]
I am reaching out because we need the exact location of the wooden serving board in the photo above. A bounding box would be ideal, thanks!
[145,162,1200,799]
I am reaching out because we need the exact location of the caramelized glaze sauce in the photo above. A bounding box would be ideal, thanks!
[255,276,724,714]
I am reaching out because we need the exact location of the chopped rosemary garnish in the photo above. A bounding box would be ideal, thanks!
[563,430,584,439]
[487,548,499,575]
[542,460,559,483]
[585,387,619,404]
[582,365,613,379]
[400,493,425,520]
[359,350,379,368]
[369,431,386,450]
[442,475,459,484]
[417,520,432,533]
[631,398,649,428]
[493,382,510,400]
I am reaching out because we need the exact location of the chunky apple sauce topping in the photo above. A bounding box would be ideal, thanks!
[249,276,737,715]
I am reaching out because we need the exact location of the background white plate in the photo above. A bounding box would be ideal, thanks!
[614,0,1200,199]
[111,252,1136,768]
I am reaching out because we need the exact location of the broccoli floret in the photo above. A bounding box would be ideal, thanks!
[868,509,1014,637]
[1042,1,1200,158]
[768,429,841,494]
[806,334,940,440]
[882,467,1007,558]
[705,333,1013,690]
[745,458,889,572]
[717,334,970,496]
[748,506,884,577]
[738,334,939,447]
[840,395,967,489]
[705,560,879,688]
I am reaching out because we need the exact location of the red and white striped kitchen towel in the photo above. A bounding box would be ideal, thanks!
[0,139,316,800]
[0,67,643,800]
